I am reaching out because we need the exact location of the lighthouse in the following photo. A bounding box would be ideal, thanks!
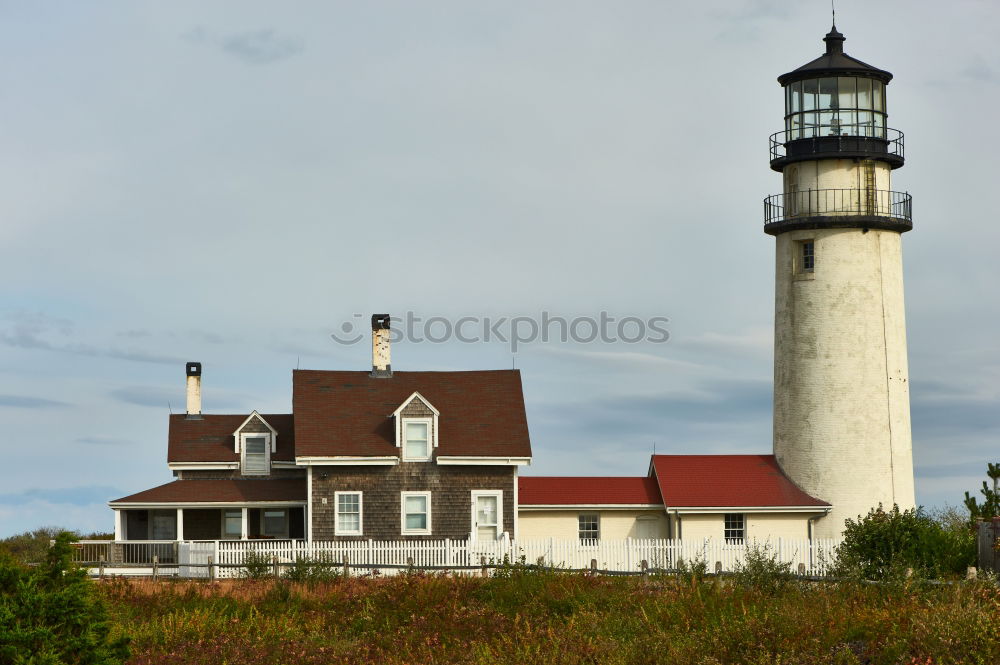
[766,26,916,539]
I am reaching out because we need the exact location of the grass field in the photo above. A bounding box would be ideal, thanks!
[101,571,1000,665]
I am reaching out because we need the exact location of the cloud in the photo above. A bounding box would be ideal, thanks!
[0,486,123,507]
[76,436,131,446]
[0,312,185,365]
[0,395,69,408]
[962,55,999,85]
[109,386,181,409]
[185,27,304,65]
[534,376,772,441]
[109,385,248,411]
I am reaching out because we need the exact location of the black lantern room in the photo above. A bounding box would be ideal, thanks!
[769,26,903,171]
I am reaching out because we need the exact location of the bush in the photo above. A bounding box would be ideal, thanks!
[240,550,274,580]
[835,504,975,580]
[673,555,708,583]
[0,532,129,664]
[284,554,341,583]
[731,542,795,592]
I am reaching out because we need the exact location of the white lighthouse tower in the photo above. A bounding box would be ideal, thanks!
[767,26,916,539]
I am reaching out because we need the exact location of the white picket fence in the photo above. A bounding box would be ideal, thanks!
[172,537,841,579]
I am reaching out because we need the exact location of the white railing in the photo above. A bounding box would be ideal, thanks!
[74,537,842,577]
[169,537,841,578]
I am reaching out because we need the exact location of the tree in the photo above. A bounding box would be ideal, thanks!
[0,532,129,664]
[835,504,975,580]
[963,462,1000,524]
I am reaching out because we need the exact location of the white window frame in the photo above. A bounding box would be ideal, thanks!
[470,490,503,541]
[724,513,745,544]
[221,509,243,539]
[578,512,600,543]
[402,418,433,462]
[400,491,432,535]
[260,508,289,539]
[240,433,271,476]
[334,491,363,536]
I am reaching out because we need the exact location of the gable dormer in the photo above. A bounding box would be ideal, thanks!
[391,392,439,462]
[233,411,278,475]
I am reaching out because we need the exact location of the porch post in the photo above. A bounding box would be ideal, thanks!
[241,508,249,540]
[176,508,185,541]
[114,510,123,541]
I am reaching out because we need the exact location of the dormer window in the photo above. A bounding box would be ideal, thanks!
[233,411,278,477]
[242,435,269,475]
[391,392,440,462]
[404,420,431,461]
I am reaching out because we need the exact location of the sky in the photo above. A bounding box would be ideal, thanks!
[1,0,998,537]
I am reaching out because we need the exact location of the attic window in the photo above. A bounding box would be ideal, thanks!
[403,420,431,462]
[241,434,270,475]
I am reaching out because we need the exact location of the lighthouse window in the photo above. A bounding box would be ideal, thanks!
[801,241,815,272]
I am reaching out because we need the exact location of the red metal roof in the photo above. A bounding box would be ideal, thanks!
[167,414,294,464]
[292,370,532,459]
[110,478,306,504]
[650,454,829,508]
[518,476,662,506]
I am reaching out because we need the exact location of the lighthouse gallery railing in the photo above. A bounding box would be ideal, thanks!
[764,188,912,226]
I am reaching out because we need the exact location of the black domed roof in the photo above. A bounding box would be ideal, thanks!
[778,26,892,86]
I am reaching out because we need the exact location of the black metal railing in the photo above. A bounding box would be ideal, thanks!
[763,189,912,226]
[770,127,904,163]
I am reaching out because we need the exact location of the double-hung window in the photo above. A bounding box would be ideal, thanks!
[724,513,745,544]
[242,435,270,475]
[401,491,431,535]
[335,491,363,536]
[222,509,243,539]
[578,513,599,543]
[403,420,431,461]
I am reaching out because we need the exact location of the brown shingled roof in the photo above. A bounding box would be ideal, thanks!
[167,414,294,464]
[292,370,532,458]
[110,478,306,504]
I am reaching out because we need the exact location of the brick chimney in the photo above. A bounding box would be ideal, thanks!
[185,362,202,419]
[371,314,391,378]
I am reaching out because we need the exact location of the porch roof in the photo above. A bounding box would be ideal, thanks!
[109,478,306,505]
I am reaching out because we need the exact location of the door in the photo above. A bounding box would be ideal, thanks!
[636,517,659,540]
[475,494,499,541]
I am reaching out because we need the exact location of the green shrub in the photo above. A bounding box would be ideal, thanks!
[284,554,341,583]
[673,555,708,582]
[731,542,795,592]
[835,504,975,580]
[0,532,130,664]
[240,550,274,580]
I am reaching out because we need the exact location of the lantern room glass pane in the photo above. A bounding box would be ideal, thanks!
[818,77,836,110]
[857,111,873,136]
[857,78,873,110]
[801,112,818,138]
[802,79,818,111]
[839,110,856,135]
[819,111,836,135]
[873,82,884,113]
[838,77,856,111]
[789,81,801,114]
